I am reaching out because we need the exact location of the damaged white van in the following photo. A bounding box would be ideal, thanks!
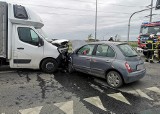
[0,2,64,73]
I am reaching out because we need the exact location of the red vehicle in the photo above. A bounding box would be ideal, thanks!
[138,21,160,55]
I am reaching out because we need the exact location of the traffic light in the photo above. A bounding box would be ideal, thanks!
[156,0,160,9]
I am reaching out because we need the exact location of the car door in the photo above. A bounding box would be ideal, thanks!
[13,25,43,68]
[90,44,116,78]
[72,44,95,74]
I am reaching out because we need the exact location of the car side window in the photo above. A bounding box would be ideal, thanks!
[18,27,39,46]
[107,47,115,57]
[96,45,109,57]
[95,45,115,57]
[77,45,95,56]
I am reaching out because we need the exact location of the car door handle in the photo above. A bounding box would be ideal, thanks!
[106,60,111,63]
[86,58,91,60]
[17,47,24,50]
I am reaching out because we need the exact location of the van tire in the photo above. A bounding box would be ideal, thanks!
[106,71,123,88]
[41,58,58,73]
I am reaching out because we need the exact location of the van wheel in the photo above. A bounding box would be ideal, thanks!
[41,58,58,73]
[106,71,123,88]
[68,62,74,73]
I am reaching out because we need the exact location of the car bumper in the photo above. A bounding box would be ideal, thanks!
[124,69,146,83]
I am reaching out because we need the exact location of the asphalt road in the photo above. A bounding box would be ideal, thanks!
[0,58,160,114]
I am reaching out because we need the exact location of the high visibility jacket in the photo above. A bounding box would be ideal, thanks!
[156,41,160,49]
[146,38,154,49]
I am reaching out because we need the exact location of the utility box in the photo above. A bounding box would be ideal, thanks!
[0,2,7,58]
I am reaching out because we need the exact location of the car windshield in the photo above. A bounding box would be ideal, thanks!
[118,44,138,57]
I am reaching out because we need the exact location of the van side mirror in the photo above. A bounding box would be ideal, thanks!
[38,38,44,47]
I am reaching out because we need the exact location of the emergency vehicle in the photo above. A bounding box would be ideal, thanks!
[138,21,160,56]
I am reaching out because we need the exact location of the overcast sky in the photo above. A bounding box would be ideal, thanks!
[2,0,160,41]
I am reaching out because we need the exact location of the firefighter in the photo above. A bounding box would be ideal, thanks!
[145,34,155,63]
[156,37,160,63]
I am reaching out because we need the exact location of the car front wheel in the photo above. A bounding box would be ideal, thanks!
[106,71,123,88]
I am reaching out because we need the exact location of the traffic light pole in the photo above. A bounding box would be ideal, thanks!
[95,0,98,41]
[127,7,155,43]
[150,0,153,22]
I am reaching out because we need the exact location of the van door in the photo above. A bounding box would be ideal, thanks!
[13,25,43,68]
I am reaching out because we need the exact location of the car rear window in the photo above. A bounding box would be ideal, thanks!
[118,44,138,57]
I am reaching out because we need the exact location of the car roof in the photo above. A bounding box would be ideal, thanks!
[87,41,127,46]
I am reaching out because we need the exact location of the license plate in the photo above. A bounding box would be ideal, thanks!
[137,64,145,70]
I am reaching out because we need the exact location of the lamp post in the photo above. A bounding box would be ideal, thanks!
[95,0,97,41]
[127,7,154,43]
[150,0,153,22]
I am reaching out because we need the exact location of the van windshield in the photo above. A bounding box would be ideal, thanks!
[118,44,138,57]
[36,28,48,39]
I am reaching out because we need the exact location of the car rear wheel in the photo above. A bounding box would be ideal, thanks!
[106,71,123,88]
[41,58,58,73]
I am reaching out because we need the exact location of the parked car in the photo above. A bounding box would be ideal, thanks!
[68,41,146,88]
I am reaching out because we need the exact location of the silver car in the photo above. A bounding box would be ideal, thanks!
[68,41,146,88]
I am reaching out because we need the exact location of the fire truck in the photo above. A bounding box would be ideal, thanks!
[138,21,160,56]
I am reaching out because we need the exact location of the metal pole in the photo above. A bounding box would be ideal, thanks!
[150,0,153,22]
[95,0,97,41]
[127,7,154,43]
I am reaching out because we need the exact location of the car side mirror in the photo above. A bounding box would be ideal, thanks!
[73,49,79,54]
[38,38,44,47]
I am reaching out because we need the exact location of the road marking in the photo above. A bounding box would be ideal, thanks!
[146,87,160,94]
[107,93,131,105]
[1,113,5,114]
[84,96,107,111]
[19,106,43,114]
[127,89,153,101]
[54,101,73,114]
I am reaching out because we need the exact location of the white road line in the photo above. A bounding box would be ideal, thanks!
[84,96,107,111]
[127,89,153,101]
[54,101,73,114]
[107,93,131,105]
[19,106,43,114]
[146,87,160,94]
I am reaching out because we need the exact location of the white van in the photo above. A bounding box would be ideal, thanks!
[0,2,62,73]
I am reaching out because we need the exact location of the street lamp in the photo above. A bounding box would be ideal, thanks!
[127,7,154,43]
[95,0,97,41]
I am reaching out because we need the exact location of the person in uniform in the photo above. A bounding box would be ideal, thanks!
[108,36,114,41]
[146,34,155,63]
[156,37,160,63]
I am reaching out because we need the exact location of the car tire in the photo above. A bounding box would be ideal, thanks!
[106,71,123,88]
[68,62,74,73]
[41,58,58,73]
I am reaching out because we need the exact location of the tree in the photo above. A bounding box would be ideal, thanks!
[88,34,93,40]
[115,34,121,42]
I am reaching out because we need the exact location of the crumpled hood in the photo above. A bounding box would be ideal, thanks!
[70,40,87,51]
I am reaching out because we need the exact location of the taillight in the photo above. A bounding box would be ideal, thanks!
[125,62,132,73]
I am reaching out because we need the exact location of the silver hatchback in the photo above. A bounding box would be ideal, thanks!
[68,41,146,88]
